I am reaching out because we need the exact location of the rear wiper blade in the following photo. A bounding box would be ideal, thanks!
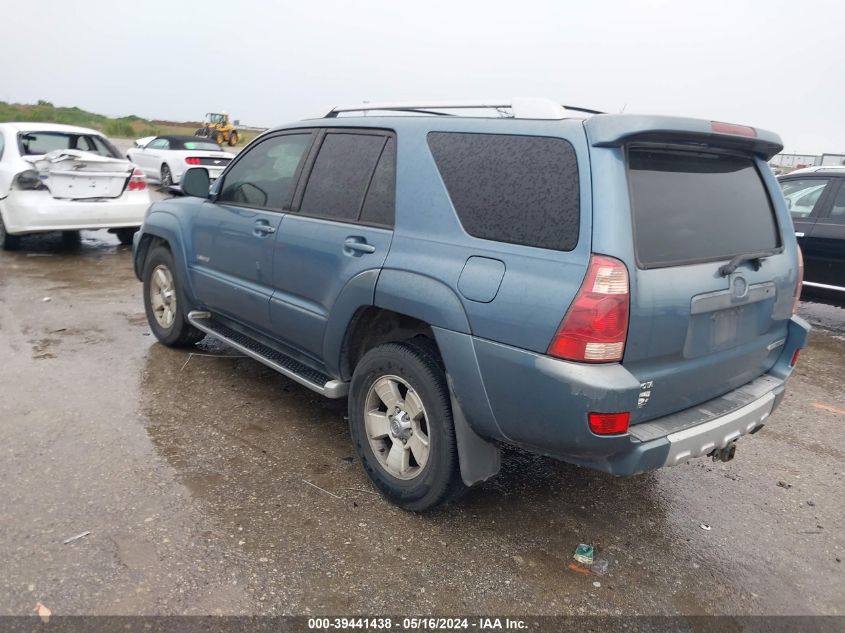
[718,252,771,277]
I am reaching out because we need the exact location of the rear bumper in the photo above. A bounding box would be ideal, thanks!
[1,189,150,233]
[437,315,810,476]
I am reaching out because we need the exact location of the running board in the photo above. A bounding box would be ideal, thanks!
[803,281,845,293]
[187,311,348,398]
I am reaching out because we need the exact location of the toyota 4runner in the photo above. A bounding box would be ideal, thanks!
[133,98,809,511]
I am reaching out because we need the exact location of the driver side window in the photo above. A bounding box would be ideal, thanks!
[218,133,312,210]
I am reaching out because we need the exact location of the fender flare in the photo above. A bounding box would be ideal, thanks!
[134,212,196,303]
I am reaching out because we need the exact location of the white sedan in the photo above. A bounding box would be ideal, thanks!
[0,122,151,250]
[126,135,234,187]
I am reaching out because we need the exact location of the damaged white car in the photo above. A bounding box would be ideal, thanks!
[0,123,150,250]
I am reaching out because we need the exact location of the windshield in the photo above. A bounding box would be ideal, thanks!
[628,148,780,268]
[18,131,121,158]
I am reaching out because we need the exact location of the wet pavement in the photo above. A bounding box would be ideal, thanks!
[0,232,843,616]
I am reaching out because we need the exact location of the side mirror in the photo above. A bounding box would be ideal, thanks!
[181,167,210,198]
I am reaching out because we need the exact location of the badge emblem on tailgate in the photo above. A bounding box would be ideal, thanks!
[638,381,654,408]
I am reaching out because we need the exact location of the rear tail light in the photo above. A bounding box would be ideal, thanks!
[13,169,47,191]
[588,412,630,435]
[711,121,757,137]
[790,349,800,368]
[185,157,201,165]
[792,246,804,314]
[127,167,147,191]
[547,254,630,363]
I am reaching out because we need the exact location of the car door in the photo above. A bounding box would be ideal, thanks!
[269,129,395,359]
[188,130,315,331]
[779,176,836,288]
[137,138,168,177]
[804,178,845,290]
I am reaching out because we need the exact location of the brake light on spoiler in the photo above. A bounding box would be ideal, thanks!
[711,121,757,137]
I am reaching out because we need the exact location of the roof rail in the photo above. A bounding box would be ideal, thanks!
[323,98,603,120]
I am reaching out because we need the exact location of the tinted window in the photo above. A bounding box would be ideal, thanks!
[427,132,580,251]
[219,133,311,210]
[360,137,396,226]
[830,182,845,220]
[629,149,780,268]
[180,139,220,151]
[779,178,830,220]
[147,138,169,150]
[300,133,386,222]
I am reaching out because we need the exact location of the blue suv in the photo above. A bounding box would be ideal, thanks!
[133,99,809,511]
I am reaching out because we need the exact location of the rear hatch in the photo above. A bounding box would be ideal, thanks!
[28,150,133,199]
[586,116,798,424]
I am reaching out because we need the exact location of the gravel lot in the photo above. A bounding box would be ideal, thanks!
[0,204,843,616]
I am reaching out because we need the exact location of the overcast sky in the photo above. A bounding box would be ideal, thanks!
[2,0,842,154]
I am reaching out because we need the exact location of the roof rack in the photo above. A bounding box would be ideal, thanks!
[323,98,604,120]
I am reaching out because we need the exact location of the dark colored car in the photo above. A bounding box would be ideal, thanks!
[132,99,809,511]
[779,167,845,294]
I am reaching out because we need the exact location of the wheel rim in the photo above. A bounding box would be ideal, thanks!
[161,166,172,187]
[364,375,430,480]
[149,265,177,329]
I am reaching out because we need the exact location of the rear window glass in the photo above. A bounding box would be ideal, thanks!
[18,131,120,158]
[628,149,780,268]
[180,140,220,151]
[427,132,580,251]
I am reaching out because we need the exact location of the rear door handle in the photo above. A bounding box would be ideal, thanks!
[254,221,276,235]
[344,237,376,254]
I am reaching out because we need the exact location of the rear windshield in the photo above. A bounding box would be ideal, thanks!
[179,140,220,151]
[18,131,121,159]
[628,148,780,268]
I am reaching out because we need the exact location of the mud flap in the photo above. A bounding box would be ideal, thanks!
[448,378,501,486]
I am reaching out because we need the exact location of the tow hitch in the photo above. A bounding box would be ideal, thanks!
[711,441,737,463]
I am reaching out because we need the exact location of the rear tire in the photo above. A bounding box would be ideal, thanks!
[195,128,208,137]
[142,245,204,347]
[0,213,21,251]
[160,164,173,188]
[349,342,465,511]
[210,131,222,144]
[115,228,137,246]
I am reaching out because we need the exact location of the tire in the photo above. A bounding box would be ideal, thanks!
[142,245,205,347]
[228,131,239,146]
[61,230,81,248]
[195,128,208,137]
[115,228,137,246]
[0,212,21,251]
[160,164,173,188]
[210,131,222,144]
[349,342,465,511]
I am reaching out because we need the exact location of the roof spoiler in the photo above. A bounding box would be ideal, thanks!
[585,114,784,160]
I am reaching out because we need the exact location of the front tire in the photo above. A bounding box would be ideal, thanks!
[228,131,239,146]
[349,342,465,511]
[142,245,204,347]
[0,212,21,251]
[160,164,173,188]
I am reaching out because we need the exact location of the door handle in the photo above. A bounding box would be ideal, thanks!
[795,232,805,238]
[344,237,376,254]
[254,222,276,235]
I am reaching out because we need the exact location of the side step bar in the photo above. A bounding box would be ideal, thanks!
[187,311,348,398]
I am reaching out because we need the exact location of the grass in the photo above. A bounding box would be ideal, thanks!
[0,100,260,145]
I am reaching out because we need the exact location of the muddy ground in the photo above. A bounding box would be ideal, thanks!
[0,230,843,617]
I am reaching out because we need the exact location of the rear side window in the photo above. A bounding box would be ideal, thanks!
[628,149,780,268]
[300,133,387,222]
[779,178,830,220]
[427,132,580,251]
[360,137,396,226]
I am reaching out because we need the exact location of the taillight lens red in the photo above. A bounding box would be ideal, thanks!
[547,254,630,363]
[792,246,804,314]
[185,157,200,165]
[127,167,147,191]
[790,349,800,368]
[711,121,757,137]
[588,412,630,435]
